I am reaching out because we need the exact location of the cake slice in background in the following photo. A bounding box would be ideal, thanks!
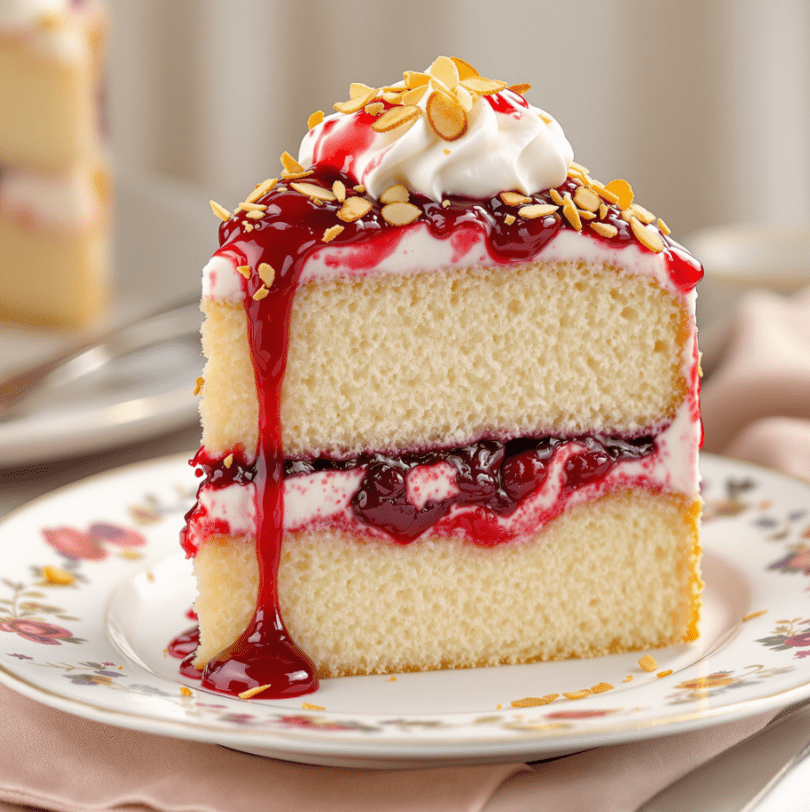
[180,57,704,699]
[0,0,109,326]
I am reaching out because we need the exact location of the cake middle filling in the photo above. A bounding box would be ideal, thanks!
[183,431,663,552]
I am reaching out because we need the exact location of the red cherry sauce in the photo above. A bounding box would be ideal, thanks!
[179,136,702,696]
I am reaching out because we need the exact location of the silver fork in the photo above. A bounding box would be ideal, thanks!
[0,293,201,420]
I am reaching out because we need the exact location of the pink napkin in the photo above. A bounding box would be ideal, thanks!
[701,286,810,475]
[2,286,809,812]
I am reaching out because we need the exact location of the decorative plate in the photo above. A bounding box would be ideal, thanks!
[1,453,810,768]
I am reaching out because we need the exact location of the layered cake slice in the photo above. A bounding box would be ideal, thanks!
[180,57,703,699]
[0,0,109,326]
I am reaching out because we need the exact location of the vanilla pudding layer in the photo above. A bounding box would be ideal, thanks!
[193,489,702,675]
[200,258,690,460]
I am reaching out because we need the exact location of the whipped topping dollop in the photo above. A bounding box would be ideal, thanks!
[298,56,573,202]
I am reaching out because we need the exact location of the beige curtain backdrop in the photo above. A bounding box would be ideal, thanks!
[106,0,810,240]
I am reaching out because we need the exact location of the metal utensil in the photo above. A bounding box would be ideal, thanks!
[0,293,201,420]
[738,732,810,811]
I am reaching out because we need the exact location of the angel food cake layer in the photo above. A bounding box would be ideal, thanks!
[180,57,704,700]
[0,0,109,326]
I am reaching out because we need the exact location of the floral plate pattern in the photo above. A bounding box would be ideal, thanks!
[1,453,810,768]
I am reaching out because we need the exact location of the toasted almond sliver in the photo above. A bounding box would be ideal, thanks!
[630,202,656,224]
[630,217,664,253]
[605,179,634,209]
[590,221,619,239]
[638,655,658,672]
[239,201,267,212]
[238,684,271,700]
[657,217,671,236]
[332,180,347,202]
[518,203,558,219]
[364,101,385,116]
[401,84,429,106]
[236,265,251,278]
[549,188,564,206]
[290,181,337,202]
[511,695,557,708]
[280,151,305,175]
[441,199,452,208]
[504,213,516,225]
[590,182,620,206]
[563,690,592,700]
[460,76,508,95]
[252,285,269,300]
[350,82,375,99]
[450,56,479,81]
[193,376,205,396]
[563,200,583,231]
[573,186,601,213]
[599,203,609,219]
[209,200,231,221]
[569,160,591,175]
[336,196,373,223]
[258,262,275,286]
[507,82,532,95]
[302,702,326,711]
[223,453,234,468]
[382,90,406,104]
[426,90,467,141]
[590,682,614,694]
[243,223,254,232]
[380,184,410,204]
[381,201,422,226]
[333,86,378,114]
[307,110,324,130]
[455,84,475,112]
[656,670,673,679]
[429,55,460,90]
[403,70,430,89]
[322,224,344,243]
[245,209,264,220]
[245,178,278,204]
[539,112,554,125]
[501,191,532,206]
[353,184,366,194]
[371,104,422,134]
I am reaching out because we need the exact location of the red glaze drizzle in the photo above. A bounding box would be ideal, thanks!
[180,115,703,696]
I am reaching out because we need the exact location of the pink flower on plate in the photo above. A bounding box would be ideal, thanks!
[88,522,147,548]
[43,527,107,561]
[0,618,75,645]
[784,632,810,649]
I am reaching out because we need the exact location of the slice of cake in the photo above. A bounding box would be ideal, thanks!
[0,0,109,326]
[180,57,704,699]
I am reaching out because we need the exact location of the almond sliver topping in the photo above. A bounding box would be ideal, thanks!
[337,197,373,223]
[518,203,558,219]
[290,182,337,202]
[333,86,378,114]
[258,262,275,286]
[450,57,479,80]
[403,70,430,89]
[573,186,601,212]
[280,151,305,175]
[371,105,422,134]
[429,55,460,90]
[350,82,375,100]
[459,76,508,95]
[380,184,410,204]
[426,90,468,141]
[401,84,429,106]
[381,201,422,226]
[307,110,324,130]
[245,178,278,203]
[507,82,532,95]
[590,221,618,239]
[322,224,344,243]
[500,191,532,206]
[332,180,347,202]
[209,200,231,221]
[630,217,664,253]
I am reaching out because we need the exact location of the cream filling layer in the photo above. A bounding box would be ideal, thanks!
[184,396,699,550]
[0,164,101,228]
[203,226,694,302]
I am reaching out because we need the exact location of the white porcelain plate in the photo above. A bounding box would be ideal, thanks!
[1,453,810,768]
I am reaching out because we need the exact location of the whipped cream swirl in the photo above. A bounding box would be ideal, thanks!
[298,58,574,202]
